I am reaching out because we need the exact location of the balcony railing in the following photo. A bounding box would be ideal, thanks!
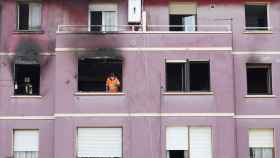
[57,24,232,33]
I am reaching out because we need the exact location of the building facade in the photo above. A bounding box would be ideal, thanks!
[0,0,279,158]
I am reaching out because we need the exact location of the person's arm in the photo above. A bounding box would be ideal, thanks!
[106,79,109,91]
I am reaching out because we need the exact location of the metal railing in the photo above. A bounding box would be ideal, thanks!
[57,24,232,33]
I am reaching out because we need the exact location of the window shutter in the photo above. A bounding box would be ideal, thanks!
[190,127,212,158]
[14,130,39,152]
[249,129,274,148]
[29,3,42,29]
[89,3,118,12]
[102,11,117,31]
[77,128,122,158]
[169,2,197,15]
[166,127,189,150]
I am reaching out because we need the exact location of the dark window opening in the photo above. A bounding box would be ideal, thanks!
[14,64,40,95]
[166,61,210,92]
[18,3,29,30]
[245,4,268,30]
[90,11,102,32]
[167,150,188,158]
[250,148,274,158]
[169,15,196,31]
[247,63,272,95]
[78,58,122,92]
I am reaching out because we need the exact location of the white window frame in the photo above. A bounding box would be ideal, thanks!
[12,129,40,158]
[16,1,42,31]
[88,3,118,32]
[244,2,271,31]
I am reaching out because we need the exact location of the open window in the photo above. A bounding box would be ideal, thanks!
[245,3,270,31]
[14,64,40,96]
[166,60,210,92]
[169,2,197,31]
[78,58,122,92]
[249,129,274,158]
[246,63,272,95]
[89,3,117,32]
[17,2,42,31]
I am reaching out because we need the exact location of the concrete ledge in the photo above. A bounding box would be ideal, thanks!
[163,92,214,95]
[245,95,276,98]
[10,95,43,99]
[74,92,126,96]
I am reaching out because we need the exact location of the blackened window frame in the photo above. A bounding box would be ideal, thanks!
[78,58,123,93]
[246,63,272,95]
[14,64,41,96]
[244,3,270,31]
[165,60,211,92]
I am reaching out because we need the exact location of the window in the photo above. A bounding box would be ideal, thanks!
[78,58,122,92]
[246,63,272,95]
[13,130,39,158]
[169,2,197,31]
[166,60,210,92]
[89,3,117,32]
[166,127,212,158]
[14,64,40,95]
[249,129,274,158]
[245,3,269,30]
[17,2,42,31]
[77,128,122,158]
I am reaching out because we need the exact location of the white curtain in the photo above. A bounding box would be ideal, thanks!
[29,3,42,30]
[14,151,38,158]
[183,15,196,32]
[102,11,117,31]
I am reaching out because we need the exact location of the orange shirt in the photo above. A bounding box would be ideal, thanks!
[106,78,120,92]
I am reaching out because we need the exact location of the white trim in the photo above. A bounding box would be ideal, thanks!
[245,95,276,98]
[54,113,234,117]
[74,92,125,96]
[0,116,55,120]
[0,52,55,56]
[55,47,232,52]
[233,51,280,55]
[234,115,280,119]
[163,92,214,95]
[10,95,43,99]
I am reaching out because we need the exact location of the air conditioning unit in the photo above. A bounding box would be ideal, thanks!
[128,0,142,23]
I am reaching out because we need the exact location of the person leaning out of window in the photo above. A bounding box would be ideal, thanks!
[106,73,121,93]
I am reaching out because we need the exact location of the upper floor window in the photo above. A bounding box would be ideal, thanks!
[245,3,270,31]
[77,128,122,158]
[249,129,274,158]
[17,1,42,31]
[89,3,118,32]
[13,130,39,158]
[246,63,272,95]
[166,127,212,158]
[78,58,122,93]
[14,64,40,96]
[169,2,197,32]
[166,60,210,92]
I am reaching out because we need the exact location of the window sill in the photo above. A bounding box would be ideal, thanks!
[163,92,214,95]
[245,95,276,98]
[243,30,272,34]
[10,95,43,98]
[13,30,44,34]
[74,92,125,96]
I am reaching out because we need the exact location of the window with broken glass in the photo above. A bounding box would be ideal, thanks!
[166,60,210,92]
[14,64,40,96]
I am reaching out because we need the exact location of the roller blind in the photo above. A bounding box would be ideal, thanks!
[166,127,189,150]
[190,127,212,158]
[14,130,39,152]
[169,2,197,15]
[249,129,274,148]
[77,128,122,158]
[29,3,42,29]
[89,3,118,12]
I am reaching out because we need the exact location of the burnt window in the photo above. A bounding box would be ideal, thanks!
[78,58,122,92]
[14,64,40,95]
[245,4,269,30]
[167,150,188,158]
[166,61,210,92]
[247,63,272,95]
[17,2,42,31]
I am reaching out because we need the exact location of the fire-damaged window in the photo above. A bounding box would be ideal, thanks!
[245,4,269,30]
[169,2,197,31]
[14,64,40,95]
[78,58,122,92]
[17,2,42,31]
[166,60,210,92]
[247,63,272,95]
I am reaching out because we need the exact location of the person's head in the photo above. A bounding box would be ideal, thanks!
[109,73,116,79]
